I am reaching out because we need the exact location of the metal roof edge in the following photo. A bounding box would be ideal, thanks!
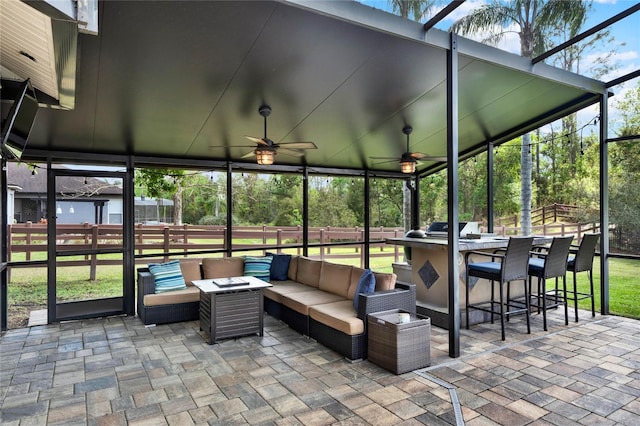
[283,0,606,95]
[282,0,449,47]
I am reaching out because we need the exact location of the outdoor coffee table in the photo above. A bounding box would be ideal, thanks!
[192,276,272,344]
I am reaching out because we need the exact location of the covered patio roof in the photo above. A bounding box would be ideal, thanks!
[6,0,606,173]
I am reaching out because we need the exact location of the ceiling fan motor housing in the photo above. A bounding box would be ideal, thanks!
[259,105,272,117]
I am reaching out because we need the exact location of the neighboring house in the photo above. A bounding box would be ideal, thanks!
[7,162,174,224]
[7,162,123,224]
[7,184,20,224]
[134,196,174,224]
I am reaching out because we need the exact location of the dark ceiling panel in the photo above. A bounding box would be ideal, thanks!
[16,0,605,174]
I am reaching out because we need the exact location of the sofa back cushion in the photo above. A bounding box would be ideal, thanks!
[288,256,299,280]
[353,269,376,311]
[148,260,187,293]
[373,272,397,291]
[202,257,244,279]
[244,256,273,282]
[348,268,397,299]
[296,257,322,287]
[180,260,202,286]
[318,262,353,298]
[349,267,366,300]
[266,252,291,281]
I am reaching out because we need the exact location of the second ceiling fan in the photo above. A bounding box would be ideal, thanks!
[242,105,317,165]
[370,125,447,173]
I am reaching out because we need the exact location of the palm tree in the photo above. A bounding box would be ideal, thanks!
[389,0,435,20]
[450,0,587,235]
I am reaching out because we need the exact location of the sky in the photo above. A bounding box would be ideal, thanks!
[360,0,640,135]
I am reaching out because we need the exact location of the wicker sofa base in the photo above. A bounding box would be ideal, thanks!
[139,301,200,325]
[280,304,310,336]
[309,318,367,361]
[264,297,283,320]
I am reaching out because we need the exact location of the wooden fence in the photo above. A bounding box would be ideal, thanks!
[7,219,608,278]
[7,223,407,274]
[495,203,581,228]
[483,222,600,239]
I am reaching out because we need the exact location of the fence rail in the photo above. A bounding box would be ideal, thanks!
[482,222,600,239]
[495,203,580,228]
[7,223,407,274]
[8,220,616,278]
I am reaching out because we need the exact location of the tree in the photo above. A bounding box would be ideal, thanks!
[450,0,588,235]
[389,0,435,21]
[181,173,226,225]
[136,168,186,225]
[609,83,640,243]
[540,2,621,206]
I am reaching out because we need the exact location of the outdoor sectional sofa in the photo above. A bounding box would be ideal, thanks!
[137,255,416,360]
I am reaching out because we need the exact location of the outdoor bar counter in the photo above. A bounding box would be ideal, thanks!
[386,236,551,328]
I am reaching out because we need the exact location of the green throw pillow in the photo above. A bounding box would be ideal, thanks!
[244,256,273,282]
[148,260,187,293]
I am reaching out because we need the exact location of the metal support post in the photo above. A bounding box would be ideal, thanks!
[226,162,233,257]
[487,142,494,233]
[599,93,610,314]
[447,32,460,358]
[364,170,370,269]
[123,158,135,315]
[303,167,309,257]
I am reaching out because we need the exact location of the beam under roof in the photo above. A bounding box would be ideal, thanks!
[532,3,640,65]
[423,0,466,32]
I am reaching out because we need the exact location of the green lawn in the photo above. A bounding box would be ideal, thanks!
[6,250,639,329]
[587,258,640,318]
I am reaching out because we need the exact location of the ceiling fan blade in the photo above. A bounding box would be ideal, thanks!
[241,150,256,159]
[244,135,268,146]
[423,156,448,162]
[411,152,447,162]
[371,159,399,165]
[278,148,305,157]
[278,141,317,150]
[369,156,400,160]
[209,144,256,149]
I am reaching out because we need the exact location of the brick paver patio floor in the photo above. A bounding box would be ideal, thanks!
[1,308,639,425]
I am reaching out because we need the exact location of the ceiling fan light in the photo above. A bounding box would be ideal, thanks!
[256,148,275,165]
[400,159,416,174]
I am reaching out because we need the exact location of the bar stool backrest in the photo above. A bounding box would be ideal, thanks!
[573,233,600,272]
[502,236,534,282]
[541,236,574,279]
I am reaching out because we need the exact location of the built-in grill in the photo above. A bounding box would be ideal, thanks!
[425,221,478,238]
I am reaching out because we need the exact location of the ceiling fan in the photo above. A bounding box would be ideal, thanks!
[370,125,447,173]
[241,105,317,165]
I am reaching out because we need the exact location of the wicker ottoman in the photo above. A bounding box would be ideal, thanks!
[367,309,431,374]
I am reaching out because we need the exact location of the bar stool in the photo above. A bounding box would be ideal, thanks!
[465,236,533,341]
[566,233,600,321]
[527,236,573,331]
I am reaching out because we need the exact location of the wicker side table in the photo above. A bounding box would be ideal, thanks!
[367,309,430,374]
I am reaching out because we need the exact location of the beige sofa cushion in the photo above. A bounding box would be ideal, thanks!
[318,262,353,298]
[281,290,345,315]
[309,300,364,336]
[348,268,397,298]
[374,272,397,291]
[348,267,366,300]
[296,257,322,288]
[288,256,299,280]
[180,260,202,286]
[202,257,244,279]
[144,286,200,306]
[264,280,313,303]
